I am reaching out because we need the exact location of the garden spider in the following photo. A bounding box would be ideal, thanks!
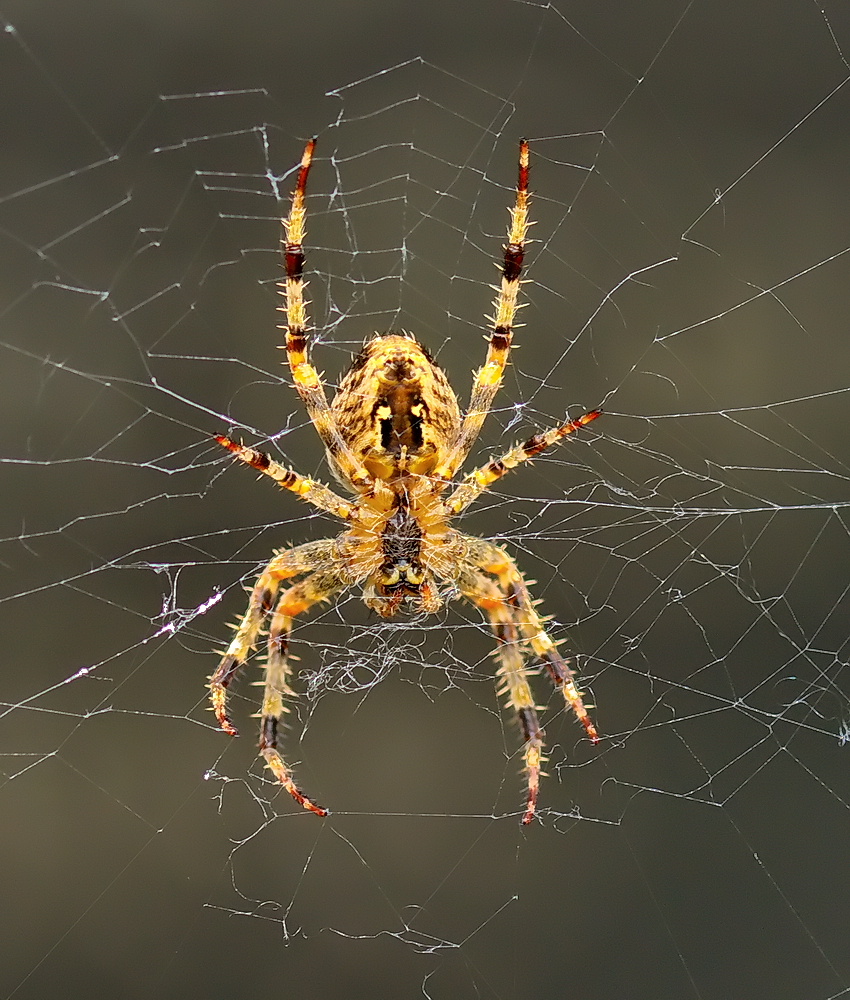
[211,137,600,825]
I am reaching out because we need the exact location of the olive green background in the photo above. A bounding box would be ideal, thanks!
[2,1,850,997]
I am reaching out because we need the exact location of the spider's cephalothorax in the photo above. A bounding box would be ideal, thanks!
[211,137,601,824]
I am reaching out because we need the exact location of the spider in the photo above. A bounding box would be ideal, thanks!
[210,137,600,825]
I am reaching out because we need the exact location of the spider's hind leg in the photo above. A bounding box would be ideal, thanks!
[208,541,336,747]
[457,535,598,824]
[468,537,598,741]
[258,568,343,816]
[458,566,546,825]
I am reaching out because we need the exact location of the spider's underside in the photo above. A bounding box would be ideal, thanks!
[210,137,600,825]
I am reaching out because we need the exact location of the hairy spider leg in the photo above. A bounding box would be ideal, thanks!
[209,540,336,732]
[468,538,598,743]
[259,568,345,816]
[214,436,355,520]
[444,409,601,514]
[278,138,372,489]
[459,566,545,825]
[209,540,340,815]
[434,139,532,481]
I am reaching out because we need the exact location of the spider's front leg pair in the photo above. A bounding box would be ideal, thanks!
[459,537,598,825]
[208,538,344,816]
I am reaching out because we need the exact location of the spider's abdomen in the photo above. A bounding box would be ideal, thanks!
[330,334,461,480]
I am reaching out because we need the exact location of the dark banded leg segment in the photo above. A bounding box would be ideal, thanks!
[259,569,343,816]
[279,140,328,425]
[434,139,532,481]
[215,435,355,521]
[209,541,336,743]
[444,409,601,515]
[277,138,371,488]
[459,567,545,825]
[210,568,281,737]
[467,537,599,743]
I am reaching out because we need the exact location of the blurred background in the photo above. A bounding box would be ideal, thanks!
[2,1,850,997]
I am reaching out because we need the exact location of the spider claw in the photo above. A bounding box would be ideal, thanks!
[261,748,327,817]
[210,684,239,736]
[214,433,238,452]
[580,716,600,743]
[217,715,239,737]
[288,787,329,818]
[521,779,540,826]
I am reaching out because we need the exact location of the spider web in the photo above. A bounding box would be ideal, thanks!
[2,1,850,996]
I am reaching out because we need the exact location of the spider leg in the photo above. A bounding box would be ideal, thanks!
[458,565,545,825]
[215,436,355,521]
[444,409,601,514]
[278,138,371,489]
[209,539,336,737]
[259,568,344,816]
[467,537,598,743]
[434,139,531,481]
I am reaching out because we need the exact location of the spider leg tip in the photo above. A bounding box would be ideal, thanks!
[521,801,537,825]
[215,434,240,454]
